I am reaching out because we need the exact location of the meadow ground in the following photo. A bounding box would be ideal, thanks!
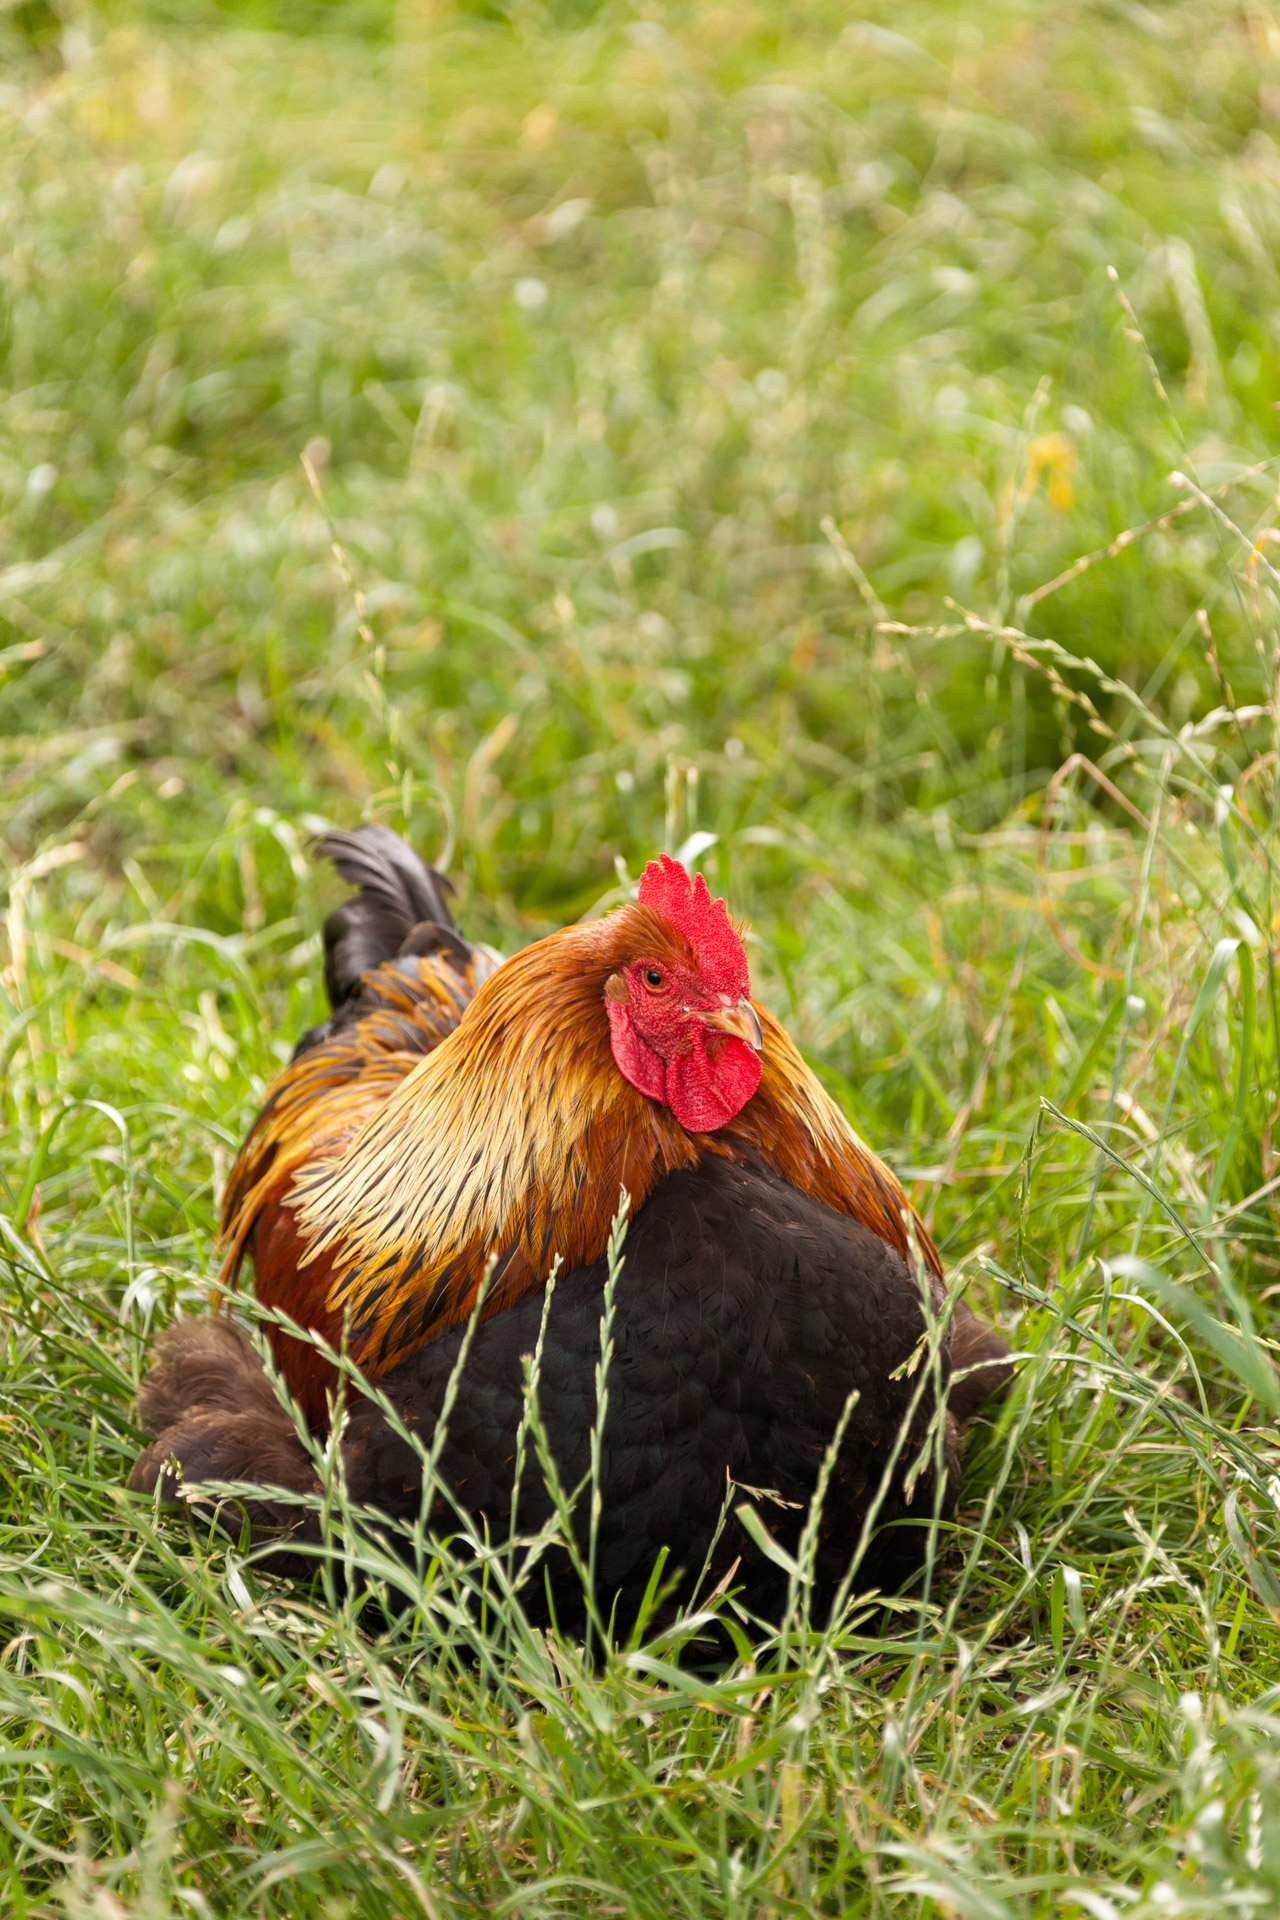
[7,0,1280,1912]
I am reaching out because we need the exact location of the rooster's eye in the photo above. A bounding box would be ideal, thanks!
[643,967,665,990]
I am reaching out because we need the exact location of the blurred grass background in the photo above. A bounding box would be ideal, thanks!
[9,0,1280,1914]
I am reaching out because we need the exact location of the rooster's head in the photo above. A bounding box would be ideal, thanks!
[603,854,762,1133]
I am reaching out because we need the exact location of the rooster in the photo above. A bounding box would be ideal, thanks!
[130,827,1009,1624]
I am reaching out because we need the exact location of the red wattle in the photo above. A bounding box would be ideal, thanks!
[666,1034,761,1133]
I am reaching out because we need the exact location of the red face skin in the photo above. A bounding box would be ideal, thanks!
[605,954,763,1133]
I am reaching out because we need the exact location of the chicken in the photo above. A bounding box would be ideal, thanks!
[130,827,1010,1625]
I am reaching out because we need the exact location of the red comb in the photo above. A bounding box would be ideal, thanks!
[637,854,750,996]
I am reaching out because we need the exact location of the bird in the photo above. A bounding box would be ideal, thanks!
[129,825,1010,1628]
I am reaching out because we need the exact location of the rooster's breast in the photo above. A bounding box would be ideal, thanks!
[340,1156,960,1626]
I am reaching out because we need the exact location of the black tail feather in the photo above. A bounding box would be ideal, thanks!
[315,825,455,931]
[314,825,457,1010]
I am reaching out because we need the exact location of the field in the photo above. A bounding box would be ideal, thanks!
[6,0,1280,1911]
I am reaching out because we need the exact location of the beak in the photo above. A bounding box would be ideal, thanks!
[703,997,764,1052]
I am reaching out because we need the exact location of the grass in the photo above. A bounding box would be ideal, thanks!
[6,0,1280,1910]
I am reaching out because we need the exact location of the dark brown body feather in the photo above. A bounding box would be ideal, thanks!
[135,1160,1000,1627]
[130,829,1011,1621]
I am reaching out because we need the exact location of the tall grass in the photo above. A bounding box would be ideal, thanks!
[7,0,1280,1912]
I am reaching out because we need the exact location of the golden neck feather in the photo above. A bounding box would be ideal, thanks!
[289,913,698,1368]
